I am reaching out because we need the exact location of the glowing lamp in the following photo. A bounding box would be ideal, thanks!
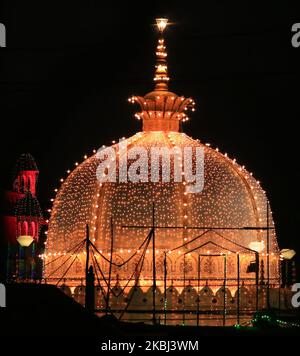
[17,235,34,247]
[281,249,296,260]
[249,241,265,253]
[156,18,168,33]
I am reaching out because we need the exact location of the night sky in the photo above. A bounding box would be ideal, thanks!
[1,1,300,265]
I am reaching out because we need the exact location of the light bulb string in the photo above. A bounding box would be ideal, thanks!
[89,226,151,268]
[91,250,109,300]
[170,229,211,251]
[90,248,110,290]
[90,231,151,299]
[118,235,150,320]
[170,228,259,255]
[44,238,86,267]
[55,255,78,287]
[113,231,152,298]
[45,240,85,278]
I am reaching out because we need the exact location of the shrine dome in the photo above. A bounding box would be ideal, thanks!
[46,18,279,284]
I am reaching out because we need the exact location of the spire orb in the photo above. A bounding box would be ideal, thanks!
[156,18,168,33]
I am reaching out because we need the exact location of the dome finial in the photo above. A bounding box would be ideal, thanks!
[156,18,168,33]
[128,18,195,132]
[154,18,169,91]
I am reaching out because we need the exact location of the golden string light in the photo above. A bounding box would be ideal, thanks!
[45,18,280,305]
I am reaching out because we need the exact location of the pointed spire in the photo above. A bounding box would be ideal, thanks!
[154,18,169,91]
[128,18,196,132]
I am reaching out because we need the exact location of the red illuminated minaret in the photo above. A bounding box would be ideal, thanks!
[1,153,44,281]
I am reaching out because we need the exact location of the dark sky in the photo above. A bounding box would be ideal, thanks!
[1,1,300,260]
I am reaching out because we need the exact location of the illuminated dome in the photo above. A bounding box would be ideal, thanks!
[46,19,280,316]
[47,134,278,255]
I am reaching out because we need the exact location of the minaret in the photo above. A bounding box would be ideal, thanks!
[128,18,195,132]
[15,190,43,246]
[0,154,44,281]
[13,153,39,196]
